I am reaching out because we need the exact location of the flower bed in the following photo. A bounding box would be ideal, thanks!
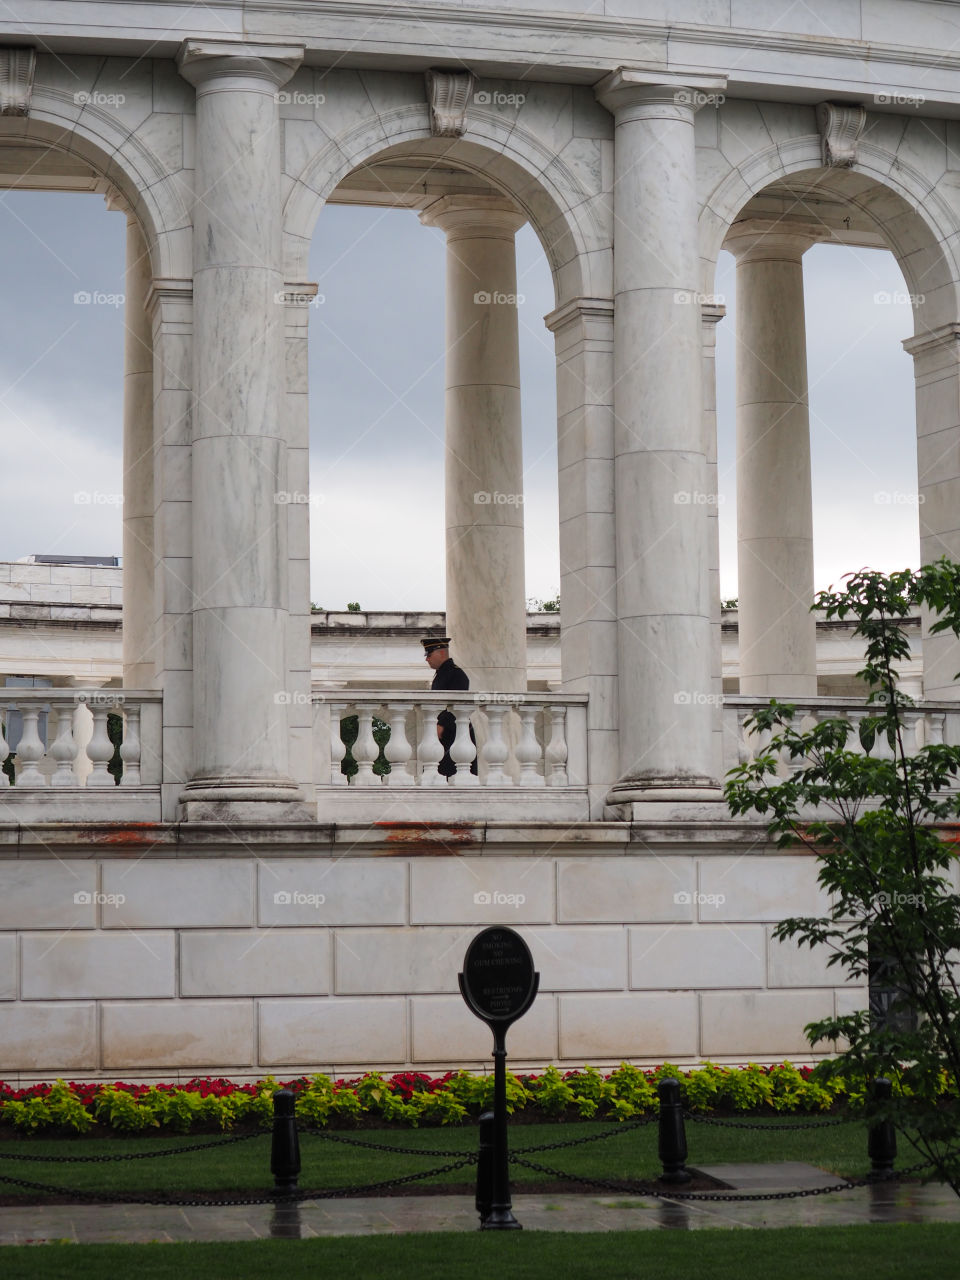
[0,1062,879,1135]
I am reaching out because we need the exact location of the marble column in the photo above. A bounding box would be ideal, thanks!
[109,197,155,689]
[420,196,528,693]
[726,221,818,697]
[595,71,725,811]
[904,324,960,699]
[177,39,310,820]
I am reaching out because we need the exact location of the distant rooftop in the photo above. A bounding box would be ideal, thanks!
[23,555,120,567]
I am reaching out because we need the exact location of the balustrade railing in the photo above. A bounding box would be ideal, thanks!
[0,689,162,791]
[314,692,589,819]
[722,696,960,778]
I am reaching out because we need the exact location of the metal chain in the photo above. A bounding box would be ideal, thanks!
[0,1155,478,1208]
[508,1153,938,1202]
[683,1111,857,1131]
[302,1129,471,1158]
[0,1131,266,1164]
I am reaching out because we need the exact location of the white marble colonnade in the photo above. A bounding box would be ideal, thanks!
[726,221,818,698]
[176,40,309,819]
[420,196,529,693]
[595,72,725,812]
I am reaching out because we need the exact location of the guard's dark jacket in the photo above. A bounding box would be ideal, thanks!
[431,657,473,776]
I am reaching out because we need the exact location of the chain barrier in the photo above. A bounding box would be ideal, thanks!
[508,1152,938,1202]
[0,1131,265,1163]
[513,1113,658,1154]
[0,1155,478,1209]
[683,1111,857,1132]
[301,1129,471,1158]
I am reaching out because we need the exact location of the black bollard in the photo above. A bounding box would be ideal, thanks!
[270,1088,301,1195]
[476,1110,495,1225]
[867,1077,897,1182]
[658,1078,691,1185]
[483,1030,522,1229]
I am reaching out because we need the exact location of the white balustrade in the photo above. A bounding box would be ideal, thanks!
[724,696,960,782]
[0,690,161,793]
[316,693,588,808]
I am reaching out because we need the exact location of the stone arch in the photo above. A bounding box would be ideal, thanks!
[700,133,960,332]
[282,101,610,306]
[0,90,190,278]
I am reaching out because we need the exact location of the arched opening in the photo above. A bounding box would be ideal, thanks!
[708,165,958,700]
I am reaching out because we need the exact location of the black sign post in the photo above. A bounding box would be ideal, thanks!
[459,925,539,1230]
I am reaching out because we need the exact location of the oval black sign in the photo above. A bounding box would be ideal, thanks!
[459,926,539,1025]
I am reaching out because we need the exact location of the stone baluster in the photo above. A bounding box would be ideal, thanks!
[417,703,447,787]
[545,704,569,786]
[927,712,945,747]
[85,700,116,787]
[449,701,479,787]
[329,702,348,786]
[119,701,142,786]
[902,709,922,755]
[16,705,46,786]
[516,705,546,787]
[352,707,380,786]
[480,702,510,786]
[736,711,752,766]
[383,702,414,786]
[0,707,9,787]
[49,705,79,786]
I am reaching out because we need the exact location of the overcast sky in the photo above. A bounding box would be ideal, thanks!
[0,189,920,610]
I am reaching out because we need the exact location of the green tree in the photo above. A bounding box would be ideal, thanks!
[725,562,960,1195]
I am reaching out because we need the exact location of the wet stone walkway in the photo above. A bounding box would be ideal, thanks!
[2,1166,960,1244]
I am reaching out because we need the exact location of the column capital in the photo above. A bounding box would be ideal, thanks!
[595,68,726,119]
[420,194,526,239]
[177,39,303,93]
[543,296,614,334]
[724,218,825,263]
[903,323,960,359]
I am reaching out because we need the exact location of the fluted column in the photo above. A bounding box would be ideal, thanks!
[108,195,156,688]
[177,39,309,819]
[420,196,528,693]
[726,221,818,697]
[595,71,725,810]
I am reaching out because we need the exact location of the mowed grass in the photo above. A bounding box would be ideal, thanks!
[0,1116,889,1200]
[4,1225,960,1280]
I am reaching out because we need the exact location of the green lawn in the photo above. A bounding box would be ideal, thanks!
[0,1116,891,1201]
[4,1225,960,1279]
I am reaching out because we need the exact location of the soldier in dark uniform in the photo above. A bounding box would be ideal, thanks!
[422,637,476,777]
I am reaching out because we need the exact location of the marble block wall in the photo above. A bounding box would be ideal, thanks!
[0,835,863,1080]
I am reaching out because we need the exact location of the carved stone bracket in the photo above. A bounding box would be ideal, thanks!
[816,102,867,167]
[425,69,475,137]
[0,47,37,116]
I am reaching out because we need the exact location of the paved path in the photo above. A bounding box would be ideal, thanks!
[2,1166,960,1243]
